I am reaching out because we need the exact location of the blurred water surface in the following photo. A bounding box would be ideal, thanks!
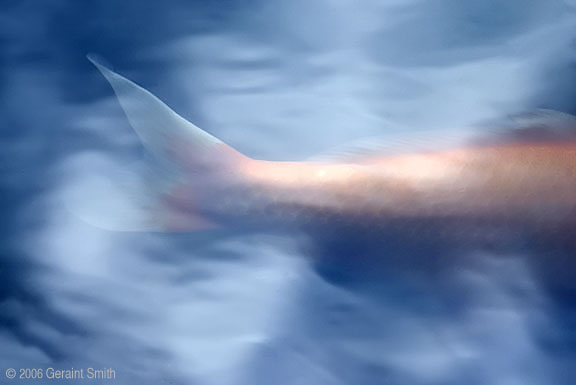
[1,1,576,384]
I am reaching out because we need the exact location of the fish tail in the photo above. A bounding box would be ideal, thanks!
[70,56,250,232]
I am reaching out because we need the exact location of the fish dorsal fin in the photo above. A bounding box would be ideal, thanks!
[488,109,576,141]
[481,109,576,144]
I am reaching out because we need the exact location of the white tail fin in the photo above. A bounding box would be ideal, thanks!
[88,56,245,170]
[71,57,247,232]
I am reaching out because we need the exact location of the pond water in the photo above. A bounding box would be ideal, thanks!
[1,1,576,384]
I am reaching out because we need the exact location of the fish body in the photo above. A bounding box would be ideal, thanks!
[237,143,576,225]
[80,58,576,238]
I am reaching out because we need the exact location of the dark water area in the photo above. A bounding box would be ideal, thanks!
[1,1,576,384]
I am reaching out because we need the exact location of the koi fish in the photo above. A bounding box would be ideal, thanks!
[75,58,576,244]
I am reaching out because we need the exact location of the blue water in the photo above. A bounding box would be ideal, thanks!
[1,1,576,384]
